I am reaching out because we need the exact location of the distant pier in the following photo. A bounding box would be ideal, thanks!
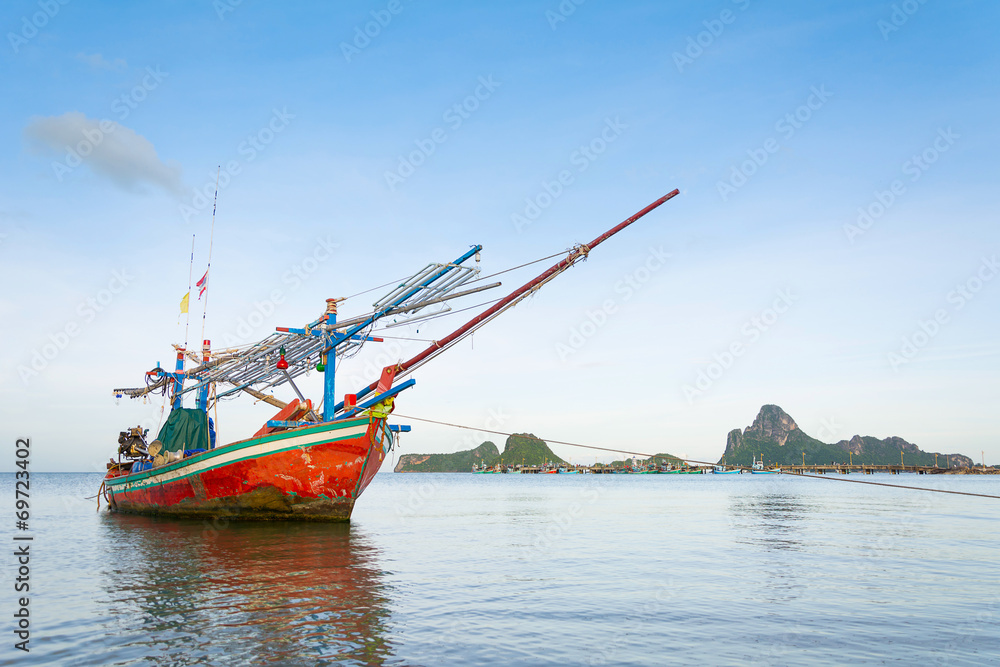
[486,464,996,475]
[783,464,944,475]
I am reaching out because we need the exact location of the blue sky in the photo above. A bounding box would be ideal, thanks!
[1,0,997,471]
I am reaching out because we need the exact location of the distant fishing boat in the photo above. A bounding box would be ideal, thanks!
[102,192,679,521]
[713,465,741,474]
[750,456,780,474]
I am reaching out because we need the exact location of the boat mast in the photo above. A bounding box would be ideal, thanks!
[200,167,220,344]
[323,298,338,421]
[183,234,195,348]
[197,167,220,413]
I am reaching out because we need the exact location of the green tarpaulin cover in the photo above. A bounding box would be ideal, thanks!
[155,408,210,453]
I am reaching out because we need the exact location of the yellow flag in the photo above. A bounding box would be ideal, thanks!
[179,291,190,315]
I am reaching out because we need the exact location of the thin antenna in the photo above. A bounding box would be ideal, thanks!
[183,234,195,348]
[200,166,221,344]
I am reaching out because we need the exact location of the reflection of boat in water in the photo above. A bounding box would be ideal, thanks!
[751,456,780,474]
[98,514,393,664]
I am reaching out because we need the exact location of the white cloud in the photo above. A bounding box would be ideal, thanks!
[24,112,184,197]
[76,52,127,71]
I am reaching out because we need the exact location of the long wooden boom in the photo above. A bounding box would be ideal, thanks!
[377,190,680,384]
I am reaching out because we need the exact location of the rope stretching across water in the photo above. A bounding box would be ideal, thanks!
[393,413,1000,500]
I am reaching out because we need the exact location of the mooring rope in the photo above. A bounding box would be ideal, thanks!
[392,413,1000,500]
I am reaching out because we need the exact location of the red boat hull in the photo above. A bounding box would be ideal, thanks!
[104,415,391,521]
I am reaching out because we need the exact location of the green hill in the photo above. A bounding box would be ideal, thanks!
[486,433,566,467]
[720,405,975,468]
[394,441,499,472]
[609,453,685,468]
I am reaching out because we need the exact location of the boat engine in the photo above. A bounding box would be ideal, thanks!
[117,425,149,459]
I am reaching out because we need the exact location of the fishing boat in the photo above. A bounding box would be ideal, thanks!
[101,190,680,521]
[750,456,780,474]
[713,464,741,474]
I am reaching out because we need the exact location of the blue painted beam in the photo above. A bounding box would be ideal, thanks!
[389,425,411,433]
[336,379,416,420]
[323,311,338,421]
[276,326,324,337]
[171,351,185,410]
[265,420,311,429]
[308,245,482,346]
[331,380,379,415]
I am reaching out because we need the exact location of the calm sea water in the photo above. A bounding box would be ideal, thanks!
[2,472,999,666]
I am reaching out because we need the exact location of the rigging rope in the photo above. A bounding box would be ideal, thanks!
[464,251,566,286]
[341,274,414,302]
[392,413,1000,500]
